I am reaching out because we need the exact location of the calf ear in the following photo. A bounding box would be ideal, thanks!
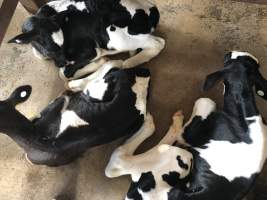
[253,70,267,100]
[203,69,228,91]
[8,31,37,44]
[7,85,32,107]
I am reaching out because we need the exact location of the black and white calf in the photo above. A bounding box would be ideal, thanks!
[168,51,267,200]
[105,51,267,200]
[0,60,150,166]
[105,111,193,200]
[9,0,165,79]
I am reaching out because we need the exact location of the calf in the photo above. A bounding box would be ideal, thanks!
[169,51,267,200]
[105,111,193,200]
[105,51,267,200]
[0,60,150,166]
[8,0,165,80]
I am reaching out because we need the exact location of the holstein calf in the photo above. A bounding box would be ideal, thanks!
[106,51,267,200]
[169,51,267,200]
[105,112,193,200]
[8,0,165,80]
[0,60,150,166]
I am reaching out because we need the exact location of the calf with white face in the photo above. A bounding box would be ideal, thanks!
[0,60,151,166]
[9,0,165,80]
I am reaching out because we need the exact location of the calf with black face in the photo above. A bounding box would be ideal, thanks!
[0,60,150,166]
[9,0,165,80]
[105,51,267,200]
[169,51,267,200]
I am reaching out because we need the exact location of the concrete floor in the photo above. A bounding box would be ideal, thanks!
[0,0,267,199]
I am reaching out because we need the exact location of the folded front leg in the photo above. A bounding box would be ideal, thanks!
[177,98,216,145]
[67,60,123,92]
[123,36,165,68]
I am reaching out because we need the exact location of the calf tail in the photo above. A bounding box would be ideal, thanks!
[7,85,32,106]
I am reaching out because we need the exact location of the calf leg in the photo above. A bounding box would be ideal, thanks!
[123,36,165,68]
[177,98,216,145]
[117,112,155,155]
[69,57,109,80]
[67,60,123,92]
[105,113,155,178]
[59,58,109,81]
[158,110,184,145]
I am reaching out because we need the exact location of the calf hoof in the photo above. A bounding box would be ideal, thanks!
[172,110,184,130]
[25,154,34,165]
[32,47,48,60]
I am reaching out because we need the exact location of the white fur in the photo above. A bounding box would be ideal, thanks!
[183,98,216,130]
[52,29,64,46]
[222,83,225,95]
[15,39,22,44]
[231,51,259,64]
[257,90,265,97]
[82,63,115,100]
[106,26,165,68]
[107,27,151,51]
[120,0,153,16]
[196,116,267,181]
[56,96,89,137]
[57,110,89,137]
[20,91,27,98]
[48,0,87,12]
[85,78,108,100]
[131,77,150,115]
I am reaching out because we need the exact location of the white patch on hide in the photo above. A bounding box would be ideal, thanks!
[48,0,87,12]
[57,110,89,137]
[231,51,259,64]
[131,77,150,115]
[196,116,267,181]
[52,29,64,46]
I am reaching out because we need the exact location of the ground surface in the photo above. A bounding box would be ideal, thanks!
[0,1,267,199]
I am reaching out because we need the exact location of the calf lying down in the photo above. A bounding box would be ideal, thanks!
[105,51,267,200]
[9,0,165,80]
[0,60,150,166]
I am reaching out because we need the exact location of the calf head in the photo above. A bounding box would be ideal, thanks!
[9,16,67,67]
[203,51,267,101]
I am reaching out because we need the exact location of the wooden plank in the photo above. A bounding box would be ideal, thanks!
[19,0,39,13]
[0,0,19,46]
[19,0,48,14]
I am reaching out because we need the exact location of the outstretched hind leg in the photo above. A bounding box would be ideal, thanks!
[176,98,216,145]
[105,113,155,178]
[118,113,155,155]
